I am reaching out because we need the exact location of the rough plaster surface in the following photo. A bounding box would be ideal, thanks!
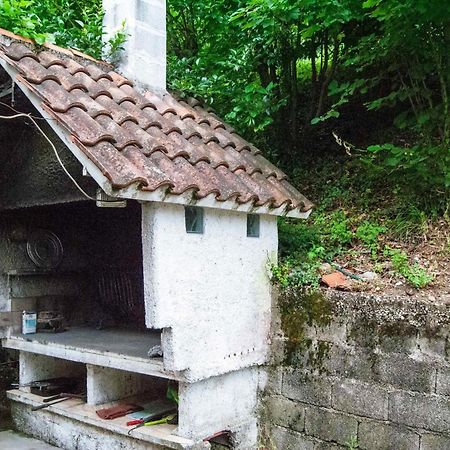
[0,104,93,210]
[87,365,150,405]
[142,203,278,380]
[11,401,209,450]
[103,0,166,90]
[19,352,85,386]
[178,368,259,442]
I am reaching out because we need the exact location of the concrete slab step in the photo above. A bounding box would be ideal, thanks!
[0,430,59,450]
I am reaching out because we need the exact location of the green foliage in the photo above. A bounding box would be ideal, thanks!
[167,0,364,141]
[384,247,434,288]
[278,219,321,258]
[324,0,450,194]
[0,0,126,59]
[270,258,321,291]
[355,221,385,257]
[345,435,359,450]
[314,210,353,253]
[167,1,450,199]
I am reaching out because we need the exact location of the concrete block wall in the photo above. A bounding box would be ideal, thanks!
[263,291,450,450]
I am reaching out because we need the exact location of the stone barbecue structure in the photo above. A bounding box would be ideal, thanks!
[0,1,311,449]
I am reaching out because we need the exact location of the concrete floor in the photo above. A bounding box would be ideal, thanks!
[13,327,161,359]
[0,430,59,449]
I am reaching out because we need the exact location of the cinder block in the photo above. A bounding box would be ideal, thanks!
[271,426,315,450]
[287,341,344,379]
[332,379,389,420]
[378,326,418,355]
[321,343,347,376]
[436,368,450,396]
[314,441,346,450]
[417,333,447,361]
[282,371,332,407]
[389,391,450,433]
[305,406,357,446]
[375,353,435,392]
[346,318,379,349]
[420,432,450,450]
[264,366,283,394]
[358,420,419,450]
[266,395,305,432]
[344,348,378,383]
[315,321,347,344]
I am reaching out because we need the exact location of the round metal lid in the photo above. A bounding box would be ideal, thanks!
[26,229,64,270]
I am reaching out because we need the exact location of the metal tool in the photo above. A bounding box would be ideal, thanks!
[127,414,177,435]
[31,392,86,411]
[12,377,79,397]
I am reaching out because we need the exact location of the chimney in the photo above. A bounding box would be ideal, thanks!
[103,0,166,91]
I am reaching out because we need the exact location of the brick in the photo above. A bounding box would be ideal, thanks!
[282,371,332,407]
[358,420,419,450]
[375,353,435,392]
[332,379,389,420]
[271,426,315,450]
[421,432,450,450]
[436,368,450,397]
[305,407,358,446]
[266,395,305,432]
[389,391,450,433]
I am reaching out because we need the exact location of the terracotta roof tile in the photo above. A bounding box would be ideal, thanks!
[0,38,313,215]
[3,42,38,61]
[37,50,67,68]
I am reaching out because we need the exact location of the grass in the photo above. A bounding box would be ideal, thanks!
[273,158,440,291]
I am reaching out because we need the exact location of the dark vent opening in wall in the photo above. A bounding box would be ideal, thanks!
[247,214,260,238]
[185,206,204,234]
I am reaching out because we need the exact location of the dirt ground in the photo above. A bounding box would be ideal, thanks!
[329,220,450,304]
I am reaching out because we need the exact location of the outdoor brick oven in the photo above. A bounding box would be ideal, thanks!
[0,2,311,448]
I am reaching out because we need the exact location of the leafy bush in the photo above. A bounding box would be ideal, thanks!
[0,0,125,59]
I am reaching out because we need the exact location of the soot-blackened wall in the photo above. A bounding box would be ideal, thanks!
[0,201,146,332]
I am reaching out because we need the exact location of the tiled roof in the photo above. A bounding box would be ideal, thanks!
[0,31,312,217]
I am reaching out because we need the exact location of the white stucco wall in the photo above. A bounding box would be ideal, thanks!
[178,367,259,445]
[142,203,278,381]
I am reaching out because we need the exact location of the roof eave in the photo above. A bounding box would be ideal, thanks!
[0,57,312,219]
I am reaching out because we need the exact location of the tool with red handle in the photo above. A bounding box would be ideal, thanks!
[126,418,146,426]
